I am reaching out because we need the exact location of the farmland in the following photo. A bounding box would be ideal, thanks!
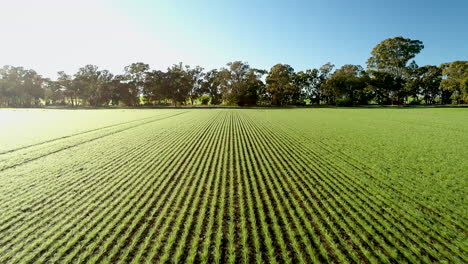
[0,108,467,263]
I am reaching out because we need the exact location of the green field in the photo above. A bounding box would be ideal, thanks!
[0,108,467,263]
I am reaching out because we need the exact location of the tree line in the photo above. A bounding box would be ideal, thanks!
[0,36,467,107]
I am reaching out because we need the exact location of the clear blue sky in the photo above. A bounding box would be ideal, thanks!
[1,0,466,78]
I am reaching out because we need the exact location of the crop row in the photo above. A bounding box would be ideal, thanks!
[0,111,205,263]
[0,110,187,172]
[0,109,466,263]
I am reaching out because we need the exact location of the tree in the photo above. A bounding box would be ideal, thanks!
[292,71,309,105]
[296,64,335,105]
[406,65,442,104]
[239,68,266,106]
[0,66,24,107]
[317,63,336,104]
[109,75,132,106]
[366,37,424,105]
[123,62,150,106]
[0,40,466,108]
[403,61,420,102]
[165,63,192,106]
[367,71,404,105]
[73,65,116,106]
[0,66,44,107]
[326,65,369,105]
[57,71,77,106]
[420,66,442,104]
[367,36,424,79]
[297,69,318,104]
[440,61,468,104]
[74,65,101,106]
[185,65,204,105]
[96,70,114,106]
[143,70,165,104]
[214,61,266,106]
[222,61,250,105]
[21,69,44,106]
[265,64,297,105]
[201,69,223,105]
[43,78,65,105]
[0,73,7,107]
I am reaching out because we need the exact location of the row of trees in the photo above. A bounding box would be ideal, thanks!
[1,36,467,107]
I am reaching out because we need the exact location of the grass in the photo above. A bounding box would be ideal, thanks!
[0,108,466,263]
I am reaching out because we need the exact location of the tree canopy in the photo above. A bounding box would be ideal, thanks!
[0,36,466,107]
[367,36,424,78]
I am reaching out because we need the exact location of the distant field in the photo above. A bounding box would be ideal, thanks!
[0,108,467,263]
[0,109,175,152]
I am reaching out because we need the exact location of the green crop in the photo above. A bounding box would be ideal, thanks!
[0,108,466,263]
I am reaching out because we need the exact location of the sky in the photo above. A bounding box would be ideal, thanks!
[1,0,467,79]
